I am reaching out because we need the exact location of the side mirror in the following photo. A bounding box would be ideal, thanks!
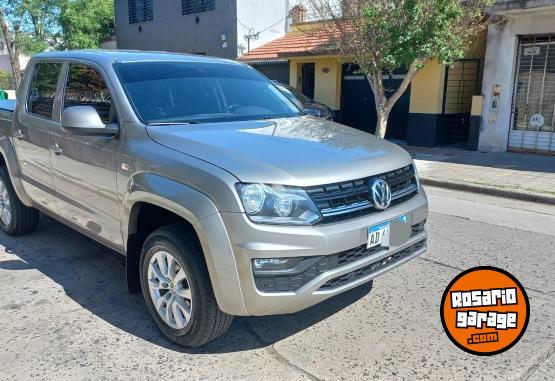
[61,106,118,136]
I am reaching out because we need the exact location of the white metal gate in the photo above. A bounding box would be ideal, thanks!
[509,35,555,153]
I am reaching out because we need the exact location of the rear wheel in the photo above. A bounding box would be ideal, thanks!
[139,224,233,347]
[0,166,39,235]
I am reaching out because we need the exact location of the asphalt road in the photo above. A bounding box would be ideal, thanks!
[0,187,554,380]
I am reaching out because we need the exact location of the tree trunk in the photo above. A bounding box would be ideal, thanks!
[366,64,422,139]
[0,10,21,90]
[367,72,390,139]
[375,107,390,139]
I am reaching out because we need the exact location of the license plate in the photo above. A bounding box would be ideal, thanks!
[367,222,390,249]
[367,215,408,249]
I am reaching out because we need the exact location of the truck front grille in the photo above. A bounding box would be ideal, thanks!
[253,225,426,293]
[305,165,418,224]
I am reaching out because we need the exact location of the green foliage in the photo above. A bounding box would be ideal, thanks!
[0,70,13,89]
[0,0,114,54]
[359,0,494,73]
[0,0,60,54]
[59,0,114,50]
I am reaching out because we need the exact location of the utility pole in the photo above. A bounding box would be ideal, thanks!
[244,28,259,53]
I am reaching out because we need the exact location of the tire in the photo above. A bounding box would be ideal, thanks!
[0,166,39,236]
[139,224,233,347]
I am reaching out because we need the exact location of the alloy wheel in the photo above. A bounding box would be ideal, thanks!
[0,178,11,226]
[147,250,193,329]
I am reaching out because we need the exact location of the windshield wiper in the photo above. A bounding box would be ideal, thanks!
[147,121,201,126]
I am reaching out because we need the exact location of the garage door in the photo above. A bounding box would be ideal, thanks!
[509,35,555,153]
[251,62,290,85]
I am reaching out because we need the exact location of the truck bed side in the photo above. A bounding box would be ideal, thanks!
[0,100,15,136]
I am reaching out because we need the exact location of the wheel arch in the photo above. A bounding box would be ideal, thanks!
[122,173,247,315]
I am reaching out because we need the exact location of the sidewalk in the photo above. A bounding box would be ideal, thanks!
[402,146,555,205]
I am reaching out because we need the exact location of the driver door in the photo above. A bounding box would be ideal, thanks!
[50,62,122,248]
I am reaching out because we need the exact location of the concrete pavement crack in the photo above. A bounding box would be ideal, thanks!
[238,319,322,381]
[417,257,555,298]
[418,256,464,272]
[520,341,555,380]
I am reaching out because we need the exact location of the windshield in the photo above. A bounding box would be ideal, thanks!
[278,83,312,103]
[115,61,302,124]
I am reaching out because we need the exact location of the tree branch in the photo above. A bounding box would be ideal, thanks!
[386,62,421,110]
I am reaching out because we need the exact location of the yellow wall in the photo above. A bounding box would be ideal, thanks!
[282,30,487,115]
[409,60,446,114]
[289,56,342,109]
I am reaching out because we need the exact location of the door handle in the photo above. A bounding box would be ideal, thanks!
[13,129,24,139]
[50,143,63,155]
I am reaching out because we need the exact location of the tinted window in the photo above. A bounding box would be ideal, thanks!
[115,62,301,124]
[64,64,113,124]
[128,0,153,24]
[28,63,62,119]
[277,84,311,104]
[182,0,215,15]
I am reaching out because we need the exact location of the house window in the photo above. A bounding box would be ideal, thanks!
[128,0,153,24]
[182,0,216,15]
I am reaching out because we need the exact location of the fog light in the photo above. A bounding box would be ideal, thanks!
[253,257,304,273]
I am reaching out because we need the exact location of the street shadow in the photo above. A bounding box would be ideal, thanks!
[403,145,555,174]
[0,216,373,354]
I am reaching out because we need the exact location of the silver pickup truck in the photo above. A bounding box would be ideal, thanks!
[0,51,428,347]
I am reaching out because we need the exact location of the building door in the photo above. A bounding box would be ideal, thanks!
[440,59,481,146]
[340,64,410,139]
[300,63,315,99]
[509,35,555,153]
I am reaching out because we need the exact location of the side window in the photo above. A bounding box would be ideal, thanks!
[27,63,62,119]
[63,64,114,124]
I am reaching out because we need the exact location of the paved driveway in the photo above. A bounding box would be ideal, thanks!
[0,187,553,380]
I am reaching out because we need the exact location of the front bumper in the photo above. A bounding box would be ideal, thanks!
[198,190,428,316]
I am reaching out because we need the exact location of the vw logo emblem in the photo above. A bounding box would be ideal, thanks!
[370,178,392,210]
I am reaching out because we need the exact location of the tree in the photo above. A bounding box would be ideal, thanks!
[0,0,60,89]
[0,0,114,89]
[59,0,114,50]
[0,7,22,89]
[306,0,494,138]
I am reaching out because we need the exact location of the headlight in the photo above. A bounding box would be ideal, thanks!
[236,183,321,225]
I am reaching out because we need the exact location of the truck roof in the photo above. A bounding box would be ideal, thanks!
[32,50,241,66]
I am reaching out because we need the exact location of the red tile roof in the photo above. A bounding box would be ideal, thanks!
[239,28,336,61]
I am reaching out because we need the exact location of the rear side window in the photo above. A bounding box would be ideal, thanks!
[27,63,62,119]
[63,64,113,124]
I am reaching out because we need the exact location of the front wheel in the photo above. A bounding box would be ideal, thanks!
[139,224,233,347]
[0,166,39,235]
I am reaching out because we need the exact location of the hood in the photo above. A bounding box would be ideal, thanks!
[146,116,413,186]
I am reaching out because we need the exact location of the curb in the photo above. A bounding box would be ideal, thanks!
[420,177,555,206]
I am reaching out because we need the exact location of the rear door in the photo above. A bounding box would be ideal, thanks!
[50,62,122,247]
[13,62,63,212]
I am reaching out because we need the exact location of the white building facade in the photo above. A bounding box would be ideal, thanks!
[479,0,555,153]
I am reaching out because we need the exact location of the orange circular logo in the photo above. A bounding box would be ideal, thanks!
[440,267,529,356]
